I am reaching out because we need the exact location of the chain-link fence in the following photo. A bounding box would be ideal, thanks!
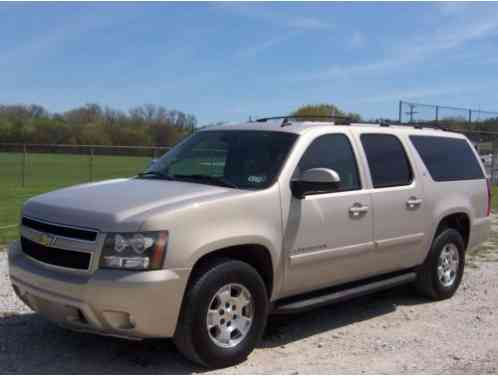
[399,101,498,184]
[399,101,498,125]
[0,143,172,188]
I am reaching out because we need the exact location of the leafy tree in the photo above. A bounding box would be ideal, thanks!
[79,122,112,145]
[0,103,197,146]
[293,104,361,122]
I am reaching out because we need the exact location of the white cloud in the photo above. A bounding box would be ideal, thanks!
[236,31,300,58]
[211,3,331,58]
[356,85,481,104]
[348,31,365,49]
[295,8,498,82]
[284,16,330,31]
[437,2,474,16]
[0,12,120,67]
[210,3,332,31]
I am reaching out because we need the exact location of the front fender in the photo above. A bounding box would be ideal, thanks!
[191,235,277,268]
[148,186,285,298]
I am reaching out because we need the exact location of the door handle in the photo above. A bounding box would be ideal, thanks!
[349,203,369,217]
[407,197,423,209]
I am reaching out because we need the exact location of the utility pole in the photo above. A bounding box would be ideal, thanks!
[405,104,418,123]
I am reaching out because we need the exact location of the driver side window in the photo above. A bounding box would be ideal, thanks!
[295,133,361,191]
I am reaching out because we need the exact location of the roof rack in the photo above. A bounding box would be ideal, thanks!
[368,120,447,131]
[254,115,447,131]
[255,115,352,127]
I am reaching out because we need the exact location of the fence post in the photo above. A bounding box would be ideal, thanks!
[492,138,497,184]
[398,101,402,123]
[89,147,94,182]
[435,105,439,123]
[21,144,27,187]
[468,109,472,124]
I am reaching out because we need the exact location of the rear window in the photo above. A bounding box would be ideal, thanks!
[361,134,413,188]
[410,135,484,181]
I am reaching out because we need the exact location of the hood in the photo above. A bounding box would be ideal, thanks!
[22,178,232,232]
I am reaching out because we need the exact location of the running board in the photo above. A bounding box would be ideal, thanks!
[273,272,417,315]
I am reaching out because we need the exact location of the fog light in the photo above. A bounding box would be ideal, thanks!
[103,311,135,330]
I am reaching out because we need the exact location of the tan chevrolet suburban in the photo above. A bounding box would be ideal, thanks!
[8,117,491,367]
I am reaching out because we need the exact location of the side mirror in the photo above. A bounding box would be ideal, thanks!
[301,168,341,184]
[290,168,341,199]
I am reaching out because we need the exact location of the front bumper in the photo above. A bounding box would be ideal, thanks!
[8,241,190,339]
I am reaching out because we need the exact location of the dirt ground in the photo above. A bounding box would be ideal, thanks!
[1,224,497,374]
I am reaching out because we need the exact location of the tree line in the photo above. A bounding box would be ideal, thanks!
[0,103,364,147]
[0,104,196,146]
[292,104,362,122]
[2,102,495,147]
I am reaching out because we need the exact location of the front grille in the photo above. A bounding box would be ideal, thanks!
[21,237,91,270]
[22,217,97,242]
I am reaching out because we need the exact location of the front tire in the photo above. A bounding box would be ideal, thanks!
[174,259,269,368]
[415,228,465,300]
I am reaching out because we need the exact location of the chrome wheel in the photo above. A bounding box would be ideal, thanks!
[437,243,460,287]
[206,283,254,348]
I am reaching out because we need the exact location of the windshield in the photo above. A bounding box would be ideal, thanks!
[143,130,298,189]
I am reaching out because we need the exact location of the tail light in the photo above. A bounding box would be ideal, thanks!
[486,178,492,216]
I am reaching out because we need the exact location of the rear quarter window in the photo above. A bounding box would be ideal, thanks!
[410,135,484,181]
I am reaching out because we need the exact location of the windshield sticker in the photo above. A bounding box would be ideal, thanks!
[248,175,266,184]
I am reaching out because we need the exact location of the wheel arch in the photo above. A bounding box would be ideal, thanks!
[433,211,471,250]
[188,242,276,299]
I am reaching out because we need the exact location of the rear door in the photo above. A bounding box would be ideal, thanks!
[357,131,427,272]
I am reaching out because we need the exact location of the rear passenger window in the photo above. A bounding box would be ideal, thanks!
[410,136,484,181]
[361,134,413,188]
[296,134,361,191]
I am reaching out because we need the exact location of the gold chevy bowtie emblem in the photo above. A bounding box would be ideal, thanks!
[39,233,56,247]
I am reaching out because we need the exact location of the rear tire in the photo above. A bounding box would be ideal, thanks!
[415,228,465,300]
[174,258,269,368]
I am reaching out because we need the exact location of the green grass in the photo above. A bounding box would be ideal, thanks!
[0,152,151,244]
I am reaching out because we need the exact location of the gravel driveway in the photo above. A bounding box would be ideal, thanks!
[1,240,497,374]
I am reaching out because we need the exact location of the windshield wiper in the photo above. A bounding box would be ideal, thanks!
[136,171,174,180]
[173,174,239,189]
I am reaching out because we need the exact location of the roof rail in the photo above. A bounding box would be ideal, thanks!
[254,115,447,131]
[255,115,352,127]
[376,120,448,131]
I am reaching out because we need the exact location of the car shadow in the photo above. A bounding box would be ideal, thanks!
[0,285,429,373]
[0,313,201,374]
[262,284,430,348]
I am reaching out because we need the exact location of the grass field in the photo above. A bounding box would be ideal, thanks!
[0,152,151,244]
[2,151,498,245]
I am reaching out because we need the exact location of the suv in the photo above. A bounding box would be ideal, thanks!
[8,118,491,367]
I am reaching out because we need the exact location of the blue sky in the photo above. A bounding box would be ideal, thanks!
[1,2,498,125]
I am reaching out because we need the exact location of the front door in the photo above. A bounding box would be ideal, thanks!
[282,132,375,297]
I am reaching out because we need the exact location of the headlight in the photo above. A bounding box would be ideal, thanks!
[100,231,168,270]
